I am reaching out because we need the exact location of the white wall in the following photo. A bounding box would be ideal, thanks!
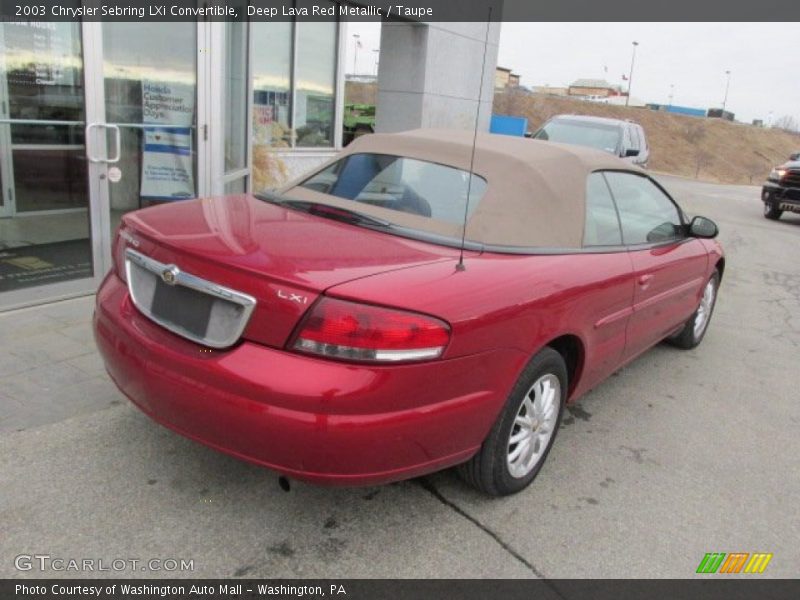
[375,22,501,134]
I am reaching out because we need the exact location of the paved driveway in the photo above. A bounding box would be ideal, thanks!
[1,176,798,578]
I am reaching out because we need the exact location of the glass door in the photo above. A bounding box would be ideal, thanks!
[0,19,103,307]
[1,14,243,311]
[98,22,201,244]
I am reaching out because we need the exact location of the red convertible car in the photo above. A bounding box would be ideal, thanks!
[94,130,723,496]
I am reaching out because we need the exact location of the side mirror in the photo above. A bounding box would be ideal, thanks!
[689,216,718,239]
[625,148,640,157]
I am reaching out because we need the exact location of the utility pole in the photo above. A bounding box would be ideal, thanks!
[626,41,639,107]
[668,84,674,108]
[721,70,731,113]
[352,34,360,76]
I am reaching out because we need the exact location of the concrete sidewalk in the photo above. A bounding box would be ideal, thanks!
[0,296,122,434]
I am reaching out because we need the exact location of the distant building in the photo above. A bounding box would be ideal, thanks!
[707,108,735,122]
[495,66,521,90]
[568,79,624,98]
[531,85,569,96]
[752,119,764,127]
[647,103,707,117]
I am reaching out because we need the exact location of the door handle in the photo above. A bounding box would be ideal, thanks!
[106,124,121,164]
[85,122,121,163]
[638,274,654,286]
[85,122,104,163]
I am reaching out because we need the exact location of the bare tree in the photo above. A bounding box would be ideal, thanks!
[683,122,711,179]
[773,114,799,133]
[695,149,713,179]
[747,151,771,184]
[494,87,530,120]
[684,122,707,144]
[747,159,766,184]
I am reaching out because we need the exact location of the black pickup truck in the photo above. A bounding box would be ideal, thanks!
[762,160,800,220]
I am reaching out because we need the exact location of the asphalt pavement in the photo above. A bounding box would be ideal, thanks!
[1,175,798,578]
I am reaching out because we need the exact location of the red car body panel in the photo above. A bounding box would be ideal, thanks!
[94,194,723,486]
[117,195,460,349]
[94,273,528,484]
[625,240,709,361]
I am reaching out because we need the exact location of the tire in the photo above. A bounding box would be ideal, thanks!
[764,201,783,220]
[668,271,720,349]
[457,347,567,496]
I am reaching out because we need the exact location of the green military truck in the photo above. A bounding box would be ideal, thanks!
[343,103,375,146]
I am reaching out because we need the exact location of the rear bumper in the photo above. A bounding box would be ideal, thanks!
[93,273,525,486]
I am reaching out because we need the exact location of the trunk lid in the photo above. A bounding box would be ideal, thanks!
[119,194,457,348]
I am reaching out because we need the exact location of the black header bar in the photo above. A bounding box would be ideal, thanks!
[4,579,800,600]
[1,0,800,22]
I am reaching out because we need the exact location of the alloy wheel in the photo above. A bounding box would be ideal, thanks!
[506,373,560,479]
[693,278,716,339]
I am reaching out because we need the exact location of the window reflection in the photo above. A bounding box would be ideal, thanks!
[224,20,249,173]
[252,22,292,148]
[0,18,94,293]
[3,21,84,144]
[251,20,339,191]
[295,22,336,148]
[102,23,197,214]
[103,23,197,124]
[252,22,292,191]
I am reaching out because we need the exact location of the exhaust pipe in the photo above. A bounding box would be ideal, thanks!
[278,476,291,492]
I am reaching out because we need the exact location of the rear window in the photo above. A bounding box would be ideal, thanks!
[534,120,621,154]
[300,153,487,224]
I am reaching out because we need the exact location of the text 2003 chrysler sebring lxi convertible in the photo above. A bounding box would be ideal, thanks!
[94,130,723,496]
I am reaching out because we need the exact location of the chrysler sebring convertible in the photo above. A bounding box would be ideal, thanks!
[94,129,723,496]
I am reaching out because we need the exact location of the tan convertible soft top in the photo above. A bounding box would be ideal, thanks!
[284,128,643,249]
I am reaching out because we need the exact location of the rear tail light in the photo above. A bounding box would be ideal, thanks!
[113,229,128,283]
[290,297,450,363]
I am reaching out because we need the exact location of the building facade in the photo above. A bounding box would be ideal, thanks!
[0,19,346,310]
[567,78,624,98]
[0,19,500,310]
[494,65,519,90]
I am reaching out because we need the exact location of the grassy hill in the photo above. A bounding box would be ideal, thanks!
[345,82,799,185]
[495,91,799,185]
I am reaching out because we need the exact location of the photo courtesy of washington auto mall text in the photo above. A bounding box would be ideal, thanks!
[1,0,799,599]
[14,583,347,598]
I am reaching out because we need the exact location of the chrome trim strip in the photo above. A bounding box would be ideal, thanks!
[124,248,257,349]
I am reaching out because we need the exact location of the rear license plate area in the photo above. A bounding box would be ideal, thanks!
[151,279,214,339]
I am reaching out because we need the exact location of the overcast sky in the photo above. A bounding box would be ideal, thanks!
[345,22,800,126]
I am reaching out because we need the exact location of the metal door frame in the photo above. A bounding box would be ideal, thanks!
[0,20,107,310]
[1,19,212,311]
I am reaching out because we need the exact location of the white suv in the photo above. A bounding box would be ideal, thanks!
[532,115,650,167]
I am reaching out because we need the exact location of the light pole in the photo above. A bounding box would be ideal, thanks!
[352,34,360,76]
[625,41,639,107]
[668,84,674,108]
[372,49,379,77]
[721,70,731,113]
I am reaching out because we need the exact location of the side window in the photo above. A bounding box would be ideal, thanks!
[604,172,684,245]
[629,125,640,151]
[622,126,633,153]
[300,153,487,223]
[584,173,622,246]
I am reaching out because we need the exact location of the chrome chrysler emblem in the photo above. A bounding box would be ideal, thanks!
[161,266,179,285]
